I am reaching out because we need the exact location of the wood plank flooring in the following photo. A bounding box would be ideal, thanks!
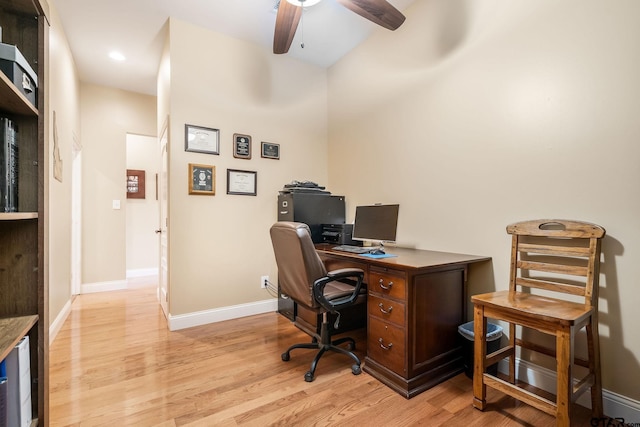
[49,283,597,426]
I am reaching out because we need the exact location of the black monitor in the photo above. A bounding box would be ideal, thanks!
[352,204,399,244]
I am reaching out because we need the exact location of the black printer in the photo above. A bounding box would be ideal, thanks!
[321,224,360,246]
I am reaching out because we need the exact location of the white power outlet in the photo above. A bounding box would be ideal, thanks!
[260,275,269,289]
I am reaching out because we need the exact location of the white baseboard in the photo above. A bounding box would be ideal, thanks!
[126,268,159,278]
[49,298,72,345]
[81,279,128,294]
[499,358,640,422]
[168,298,278,331]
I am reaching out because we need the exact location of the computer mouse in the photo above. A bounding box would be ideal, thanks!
[370,248,385,255]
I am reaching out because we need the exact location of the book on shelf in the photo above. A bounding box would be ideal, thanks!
[0,116,18,212]
[5,337,31,427]
[0,360,7,427]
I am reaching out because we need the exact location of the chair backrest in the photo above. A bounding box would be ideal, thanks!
[507,219,606,308]
[270,222,328,308]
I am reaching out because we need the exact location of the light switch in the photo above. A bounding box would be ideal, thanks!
[112,199,121,209]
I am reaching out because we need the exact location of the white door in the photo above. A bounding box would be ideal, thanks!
[158,120,169,317]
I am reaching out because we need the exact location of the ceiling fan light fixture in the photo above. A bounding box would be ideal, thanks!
[285,0,322,7]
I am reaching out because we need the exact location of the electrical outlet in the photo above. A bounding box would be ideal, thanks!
[260,275,269,289]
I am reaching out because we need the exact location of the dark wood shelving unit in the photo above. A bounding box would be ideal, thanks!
[0,0,49,424]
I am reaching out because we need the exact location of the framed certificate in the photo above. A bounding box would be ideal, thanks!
[261,142,280,159]
[233,133,252,159]
[189,163,215,195]
[226,169,257,196]
[185,124,220,155]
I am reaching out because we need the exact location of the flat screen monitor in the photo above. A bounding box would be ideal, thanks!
[352,204,399,244]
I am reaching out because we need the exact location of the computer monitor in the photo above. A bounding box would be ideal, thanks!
[352,204,399,245]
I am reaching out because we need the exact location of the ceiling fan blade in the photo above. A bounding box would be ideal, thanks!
[273,1,302,54]
[337,0,406,30]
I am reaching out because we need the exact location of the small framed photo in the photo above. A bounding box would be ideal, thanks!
[261,142,280,160]
[185,124,220,155]
[233,133,252,159]
[126,169,145,199]
[227,169,257,196]
[189,163,215,195]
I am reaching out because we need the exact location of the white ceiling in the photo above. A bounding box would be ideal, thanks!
[53,0,415,96]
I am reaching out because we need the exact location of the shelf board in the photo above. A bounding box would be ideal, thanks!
[0,315,38,361]
[0,212,38,220]
[0,72,38,116]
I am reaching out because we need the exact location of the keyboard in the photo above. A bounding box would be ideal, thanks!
[332,245,379,254]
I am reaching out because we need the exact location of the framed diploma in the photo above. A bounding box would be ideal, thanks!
[233,133,252,159]
[261,141,280,159]
[185,124,220,155]
[189,163,215,195]
[226,169,257,196]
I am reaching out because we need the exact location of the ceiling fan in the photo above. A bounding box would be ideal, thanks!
[274,0,406,54]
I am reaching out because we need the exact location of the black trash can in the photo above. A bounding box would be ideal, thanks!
[458,321,503,379]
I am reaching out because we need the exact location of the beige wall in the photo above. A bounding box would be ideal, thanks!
[165,18,328,315]
[80,84,156,285]
[328,0,640,401]
[47,2,80,325]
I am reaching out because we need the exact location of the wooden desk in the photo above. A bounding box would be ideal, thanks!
[315,244,490,398]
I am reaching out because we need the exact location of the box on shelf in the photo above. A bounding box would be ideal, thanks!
[0,42,38,108]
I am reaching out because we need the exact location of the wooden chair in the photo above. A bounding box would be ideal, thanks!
[471,219,605,426]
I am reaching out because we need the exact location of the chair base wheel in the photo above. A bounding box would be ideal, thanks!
[352,364,361,375]
[281,352,290,362]
[304,371,314,382]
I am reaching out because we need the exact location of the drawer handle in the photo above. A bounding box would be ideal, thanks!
[378,279,394,290]
[378,303,393,315]
[378,338,393,351]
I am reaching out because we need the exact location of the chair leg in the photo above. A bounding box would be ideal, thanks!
[556,327,574,427]
[508,323,516,383]
[587,318,604,418]
[473,304,487,411]
[281,342,319,361]
[306,347,329,382]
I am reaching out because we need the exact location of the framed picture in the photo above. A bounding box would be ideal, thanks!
[227,169,257,196]
[261,142,280,160]
[126,169,145,199]
[185,124,220,155]
[189,163,215,195]
[233,133,252,159]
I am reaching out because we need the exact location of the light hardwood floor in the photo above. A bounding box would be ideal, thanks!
[49,283,597,426]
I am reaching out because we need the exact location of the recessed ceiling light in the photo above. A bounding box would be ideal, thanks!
[109,51,126,61]
[286,0,322,7]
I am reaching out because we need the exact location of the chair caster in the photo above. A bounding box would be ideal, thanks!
[304,371,315,382]
[352,364,361,375]
[281,352,290,362]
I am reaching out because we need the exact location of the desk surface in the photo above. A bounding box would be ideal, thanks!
[315,243,491,270]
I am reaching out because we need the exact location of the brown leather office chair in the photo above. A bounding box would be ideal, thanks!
[471,219,605,426]
[270,221,367,382]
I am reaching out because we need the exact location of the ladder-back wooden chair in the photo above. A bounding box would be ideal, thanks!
[472,219,605,426]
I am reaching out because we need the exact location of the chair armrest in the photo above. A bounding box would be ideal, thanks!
[313,268,365,312]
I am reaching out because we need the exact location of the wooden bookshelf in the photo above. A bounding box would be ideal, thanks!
[0,0,49,424]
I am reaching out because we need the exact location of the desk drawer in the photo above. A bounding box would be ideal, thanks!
[368,316,406,376]
[369,268,406,300]
[368,294,405,326]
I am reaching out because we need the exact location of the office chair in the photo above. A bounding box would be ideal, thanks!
[270,221,367,382]
[471,219,605,426]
